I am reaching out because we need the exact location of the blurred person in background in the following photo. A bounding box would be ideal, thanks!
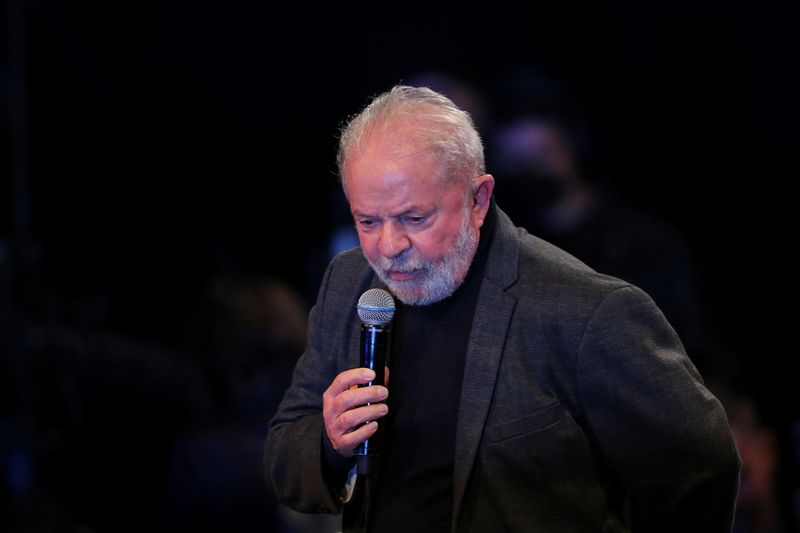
[488,112,725,380]
[722,390,787,533]
[166,274,340,533]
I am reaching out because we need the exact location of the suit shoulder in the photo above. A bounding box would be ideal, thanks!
[507,229,667,355]
[513,229,635,306]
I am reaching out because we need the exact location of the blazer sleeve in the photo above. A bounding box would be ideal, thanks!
[576,285,740,532]
[263,256,348,514]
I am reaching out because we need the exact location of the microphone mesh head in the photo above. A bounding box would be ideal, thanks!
[357,289,396,325]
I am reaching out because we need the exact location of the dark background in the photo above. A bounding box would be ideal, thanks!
[2,1,798,532]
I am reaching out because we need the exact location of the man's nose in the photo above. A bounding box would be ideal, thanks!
[378,222,411,258]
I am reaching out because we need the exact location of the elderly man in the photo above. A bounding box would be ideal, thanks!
[264,86,740,532]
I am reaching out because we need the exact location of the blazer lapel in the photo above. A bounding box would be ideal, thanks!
[451,279,516,527]
[451,205,520,529]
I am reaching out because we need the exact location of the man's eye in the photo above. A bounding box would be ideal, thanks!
[358,219,376,229]
[406,216,427,225]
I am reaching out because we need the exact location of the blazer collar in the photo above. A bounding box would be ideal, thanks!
[482,203,520,291]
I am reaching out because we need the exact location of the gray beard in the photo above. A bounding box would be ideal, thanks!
[366,206,479,306]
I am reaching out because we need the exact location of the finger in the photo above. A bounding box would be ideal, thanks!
[336,421,380,456]
[328,403,388,456]
[334,403,389,434]
[324,368,376,400]
[384,365,390,386]
[337,384,388,411]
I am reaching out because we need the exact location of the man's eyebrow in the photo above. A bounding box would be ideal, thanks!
[352,205,434,218]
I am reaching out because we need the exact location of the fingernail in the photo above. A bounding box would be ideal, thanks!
[363,369,376,380]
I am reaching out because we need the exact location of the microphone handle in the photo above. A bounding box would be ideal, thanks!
[354,323,389,472]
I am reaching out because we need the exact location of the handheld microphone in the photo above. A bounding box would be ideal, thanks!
[354,288,395,475]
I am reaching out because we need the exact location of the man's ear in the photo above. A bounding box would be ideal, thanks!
[472,174,495,221]
[470,174,494,227]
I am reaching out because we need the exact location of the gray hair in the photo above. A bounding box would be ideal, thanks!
[337,85,485,191]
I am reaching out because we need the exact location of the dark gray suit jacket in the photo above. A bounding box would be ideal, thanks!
[264,206,740,532]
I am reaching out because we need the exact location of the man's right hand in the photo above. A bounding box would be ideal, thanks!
[322,368,389,458]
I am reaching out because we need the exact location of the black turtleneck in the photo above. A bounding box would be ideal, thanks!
[367,205,496,532]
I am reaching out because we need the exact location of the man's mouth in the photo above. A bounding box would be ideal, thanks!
[389,269,419,281]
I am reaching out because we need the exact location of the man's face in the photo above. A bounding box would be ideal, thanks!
[344,141,485,305]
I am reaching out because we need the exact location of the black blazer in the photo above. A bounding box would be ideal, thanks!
[264,206,740,532]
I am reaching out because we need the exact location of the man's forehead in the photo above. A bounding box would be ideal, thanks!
[347,139,441,180]
[358,126,432,162]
